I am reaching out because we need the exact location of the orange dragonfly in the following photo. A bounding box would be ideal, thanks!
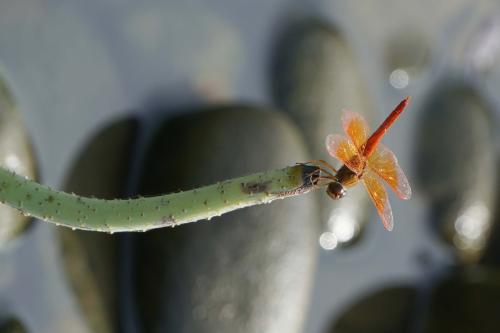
[312,97,412,231]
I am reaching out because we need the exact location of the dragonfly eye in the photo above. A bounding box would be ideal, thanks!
[326,182,346,200]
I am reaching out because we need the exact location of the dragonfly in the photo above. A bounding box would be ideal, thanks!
[311,97,412,231]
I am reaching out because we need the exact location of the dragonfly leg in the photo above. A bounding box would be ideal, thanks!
[299,160,337,187]
[306,159,337,177]
[307,159,338,173]
[314,175,338,187]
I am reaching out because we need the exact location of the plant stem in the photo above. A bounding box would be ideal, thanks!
[0,164,320,232]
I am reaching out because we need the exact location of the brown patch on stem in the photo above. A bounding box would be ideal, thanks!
[241,181,271,194]
[156,215,177,227]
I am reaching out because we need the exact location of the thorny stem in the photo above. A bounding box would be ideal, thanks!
[0,164,320,232]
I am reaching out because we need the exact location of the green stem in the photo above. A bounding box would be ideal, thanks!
[0,164,320,232]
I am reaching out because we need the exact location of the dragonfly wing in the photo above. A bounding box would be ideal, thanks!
[342,109,370,152]
[367,143,411,200]
[363,170,394,231]
[325,134,364,174]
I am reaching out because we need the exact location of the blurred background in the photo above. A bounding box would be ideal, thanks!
[0,0,500,332]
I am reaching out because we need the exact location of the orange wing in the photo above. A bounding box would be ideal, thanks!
[342,110,370,152]
[325,134,364,174]
[367,143,411,200]
[363,170,394,231]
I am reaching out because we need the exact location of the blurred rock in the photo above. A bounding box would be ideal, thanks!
[384,30,430,89]
[136,107,318,333]
[272,20,373,246]
[329,267,500,333]
[482,160,500,267]
[330,286,417,333]
[59,117,138,333]
[415,83,496,263]
[424,267,500,333]
[0,74,37,246]
[0,318,27,333]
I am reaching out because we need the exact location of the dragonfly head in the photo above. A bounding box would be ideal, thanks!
[326,181,346,200]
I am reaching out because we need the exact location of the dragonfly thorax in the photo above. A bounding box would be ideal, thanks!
[335,164,361,188]
[326,165,360,200]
